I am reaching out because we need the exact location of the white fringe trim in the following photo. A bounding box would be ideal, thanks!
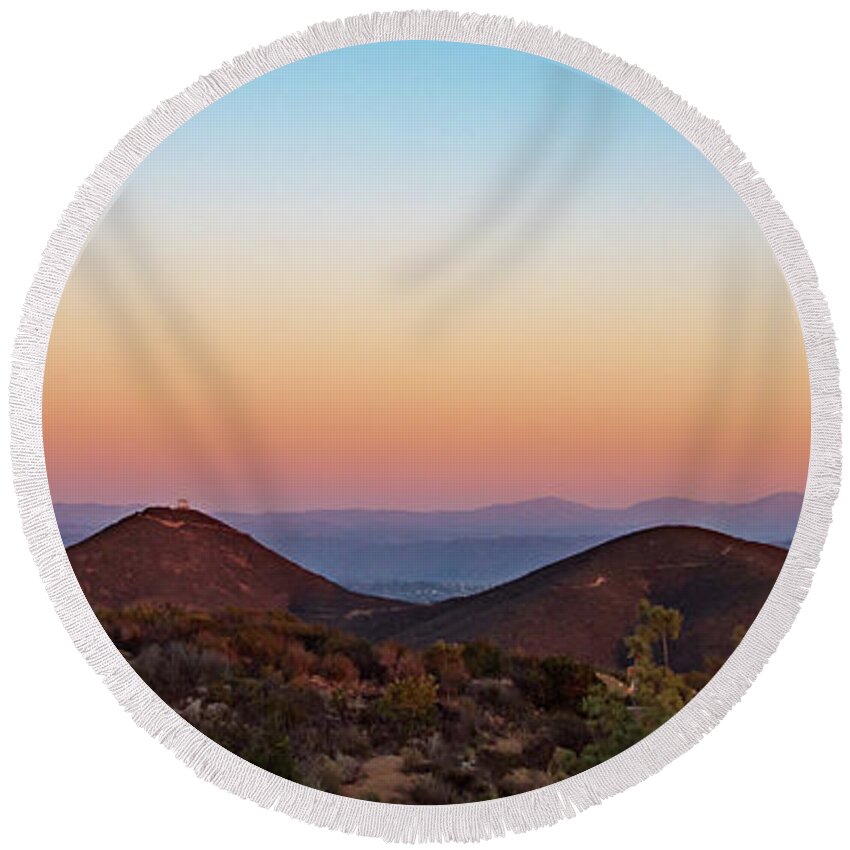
[8,10,841,843]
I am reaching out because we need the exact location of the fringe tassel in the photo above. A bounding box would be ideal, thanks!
[8,10,841,843]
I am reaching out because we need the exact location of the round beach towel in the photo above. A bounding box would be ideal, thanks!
[10,11,839,842]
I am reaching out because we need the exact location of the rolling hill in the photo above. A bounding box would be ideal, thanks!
[66,506,407,625]
[356,526,786,671]
[65,507,787,672]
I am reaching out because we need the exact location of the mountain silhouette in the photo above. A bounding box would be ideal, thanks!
[66,506,406,625]
[221,492,802,544]
[55,492,802,548]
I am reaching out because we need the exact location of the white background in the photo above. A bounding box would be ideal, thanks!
[1,2,847,847]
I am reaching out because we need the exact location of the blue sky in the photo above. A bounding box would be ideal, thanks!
[126,41,755,244]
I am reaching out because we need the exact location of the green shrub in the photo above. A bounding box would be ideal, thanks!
[400,745,430,774]
[512,655,596,710]
[303,755,344,794]
[462,641,508,679]
[373,674,439,739]
[548,747,579,779]
[578,683,643,768]
[440,696,484,746]
[131,641,228,702]
[467,678,527,721]
[546,710,592,752]
[334,724,372,758]
[423,641,469,695]
[243,735,297,781]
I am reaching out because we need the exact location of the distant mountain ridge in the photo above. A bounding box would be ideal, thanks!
[54,494,801,596]
[54,492,803,544]
[224,492,802,543]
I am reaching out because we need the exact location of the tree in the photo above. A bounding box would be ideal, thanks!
[627,598,683,670]
[577,684,643,770]
[630,661,691,729]
[624,599,692,730]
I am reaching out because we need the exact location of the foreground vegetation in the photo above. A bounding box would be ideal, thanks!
[97,599,729,802]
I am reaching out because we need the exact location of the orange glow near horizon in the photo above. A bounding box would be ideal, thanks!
[43,240,810,511]
[41,42,811,513]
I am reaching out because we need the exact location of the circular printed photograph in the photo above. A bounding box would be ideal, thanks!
[43,40,809,804]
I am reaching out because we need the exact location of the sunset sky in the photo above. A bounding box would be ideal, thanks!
[44,41,810,512]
